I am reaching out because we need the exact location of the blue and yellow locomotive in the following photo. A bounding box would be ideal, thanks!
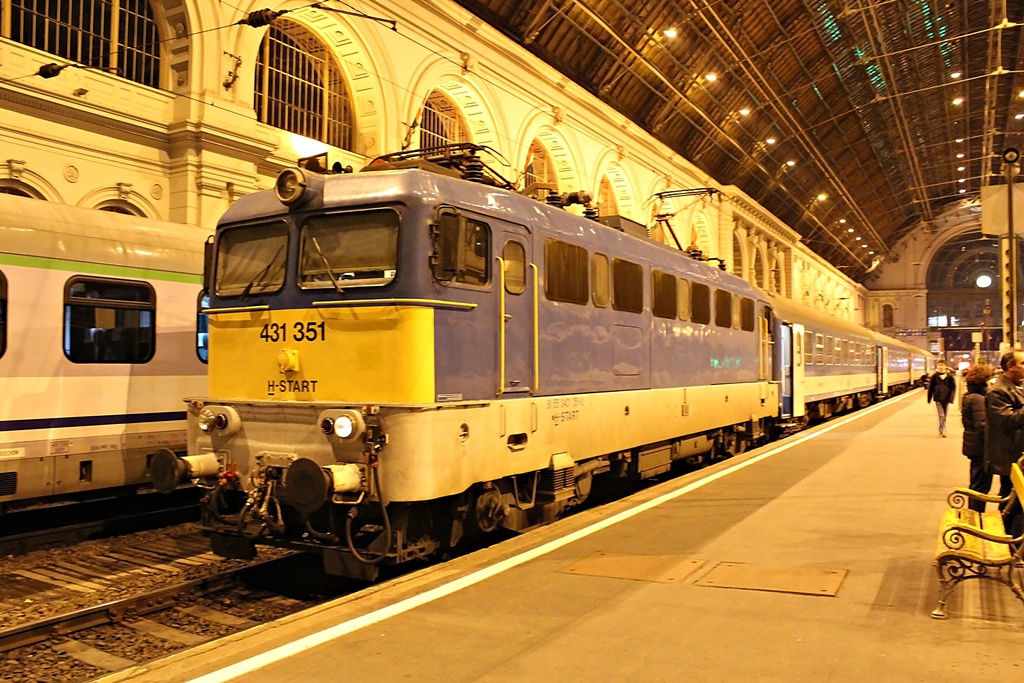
[151,147,926,579]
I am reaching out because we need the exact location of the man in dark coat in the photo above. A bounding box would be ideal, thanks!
[927,361,957,437]
[983,349,1024,534]
[961,364,993,511]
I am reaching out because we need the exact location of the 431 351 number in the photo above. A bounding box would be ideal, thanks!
[260,322,326,342]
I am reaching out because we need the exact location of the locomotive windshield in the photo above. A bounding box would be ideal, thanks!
[298,209,399,289]
[215,222,288,298]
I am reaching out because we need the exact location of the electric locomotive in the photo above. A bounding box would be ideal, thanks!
[153,147,786,579]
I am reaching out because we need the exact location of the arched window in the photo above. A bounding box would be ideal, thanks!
[98,204,143,216]
[0,185,39,198]
[523,139,556,198]
[256,19,354,151]
[754,250,765,288]
[598,176,617,216]
[732,233,744,278]
[419,89,470,151]
[882,304,894,328]
[4,0,160,88]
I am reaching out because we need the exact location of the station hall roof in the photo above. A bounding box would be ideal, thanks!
[455,0,1024,279]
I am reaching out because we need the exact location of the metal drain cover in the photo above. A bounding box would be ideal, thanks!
[560,552,706,583]
[695,561,847,596]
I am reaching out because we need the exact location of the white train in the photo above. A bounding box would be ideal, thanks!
[0,195,211,513]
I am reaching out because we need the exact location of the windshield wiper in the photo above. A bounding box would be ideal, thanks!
[311,237,344,294]
[239,244,285,301]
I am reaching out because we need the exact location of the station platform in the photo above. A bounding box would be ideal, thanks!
[105,389,1024,683]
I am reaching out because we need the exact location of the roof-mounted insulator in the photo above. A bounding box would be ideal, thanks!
[464,150,484,184]
[546,190,562,207]
[37,63,68,78]
[584,206,599,221]
[240,8,287,28]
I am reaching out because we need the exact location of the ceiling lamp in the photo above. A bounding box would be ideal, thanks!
[959,189,967,194]
[766,137,776,144]
[839,219,846,223]
[956,138,964,142]
[1016,114,1024,120]
[816,193,827,201]
[847,227,854,233]
[958,166,965,171]
[663,29,677,38]
[786,160,795,166]
[951,71,962,79]
[952,97,964,105]
[739,108,750,116]
[705,73,717,82]
[956,153,965,158]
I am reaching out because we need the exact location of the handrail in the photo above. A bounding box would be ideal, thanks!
[497,256,506,397]
[312,298,476,310]
[531,263,539,395]
[206,305,270,314]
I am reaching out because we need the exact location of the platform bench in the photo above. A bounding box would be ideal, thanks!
[931,463,1024,619]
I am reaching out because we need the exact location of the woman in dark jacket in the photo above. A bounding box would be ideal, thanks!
[927,362,957,437]
[961,364,993,511]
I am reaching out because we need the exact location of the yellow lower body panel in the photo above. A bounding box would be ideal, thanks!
[208,306,435,403]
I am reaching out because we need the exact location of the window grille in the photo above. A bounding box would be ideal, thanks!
[4,0,160,88]
[256,19,354,151]
[419,89,470,151]
[523,140,556,198]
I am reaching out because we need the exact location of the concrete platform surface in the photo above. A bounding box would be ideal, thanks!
[103,390,1024,683]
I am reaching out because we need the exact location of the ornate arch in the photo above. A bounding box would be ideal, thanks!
[592,152,638,221]
[514,112,583,197]
[0,161,63,201]
[77,185,162,220]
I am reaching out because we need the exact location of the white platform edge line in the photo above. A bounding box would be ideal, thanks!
[188,390,916,683]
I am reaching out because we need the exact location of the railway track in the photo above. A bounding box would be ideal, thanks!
[0,524,340,682]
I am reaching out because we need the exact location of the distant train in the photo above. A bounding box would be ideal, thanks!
[150,146,930,580]
[0,195,211,514]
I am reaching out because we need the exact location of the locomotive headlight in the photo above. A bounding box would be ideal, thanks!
[317,409,365,441]
[275,168,307,205]
[195,405,242,436]
[197,407,217,432]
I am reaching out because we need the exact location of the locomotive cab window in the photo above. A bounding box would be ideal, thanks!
[301,209,399,289]
[714,289,732,327]
[216,222,288,298]
[545,239,588,304]
[434,211,490,287]
[197,291,210,363]
[612,258,643,313]
[64,277,155,364]
[651,270,676,319]
[691,282,711,325]
[740,297,755,331]
[0,270,6,359]
[503,241,526,294]
[591,253,609,307]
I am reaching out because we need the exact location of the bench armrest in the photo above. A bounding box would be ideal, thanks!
[947,488,1009,508]
[943,523,1019,549]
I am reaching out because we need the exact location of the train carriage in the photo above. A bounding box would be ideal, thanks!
[154,149,931,580]
[0,195,211,513]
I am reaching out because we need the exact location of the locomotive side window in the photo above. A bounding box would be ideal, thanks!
[714,289,732,327]
[591,253,609,307]
[545,239,588,304]
[805,331,814,364]
[301,210,400,289]
[216,222,288,298]
[651,270,676,319]
[815,333,824,364]
[64,277,155,364]
[503,241,526,294]
[691,282,711,325]
[677,278,691,321]
[740,297,755,331]
[611,258,643,313]
[0,270,6,359]
[732,294,742,329]
[197,290,210,364]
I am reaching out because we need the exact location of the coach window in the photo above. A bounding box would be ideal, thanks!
[714,289,732,328]
[691,282,711,325]
[677,278,691,321]
[652,270,676,319]
[835,338,842,365]
[825,336,834,364]
[197,291,210,363]
[545,239,588,304]
[815,333,824,365]
[591,253,609,307]
[503,241,526,294]
[0,270,6,358]
[841,339,848,365]
[740,297,756,332]
[216,222,288,298]
[805,331,814,365]
[612,259,643,313]
[64,277,155,364]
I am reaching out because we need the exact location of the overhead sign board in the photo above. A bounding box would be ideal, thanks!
[980,184,1024,235]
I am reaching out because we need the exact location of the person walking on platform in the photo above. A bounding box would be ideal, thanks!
[983,349,1024,535]
[927,361,956,437]
[961,364,993,512]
